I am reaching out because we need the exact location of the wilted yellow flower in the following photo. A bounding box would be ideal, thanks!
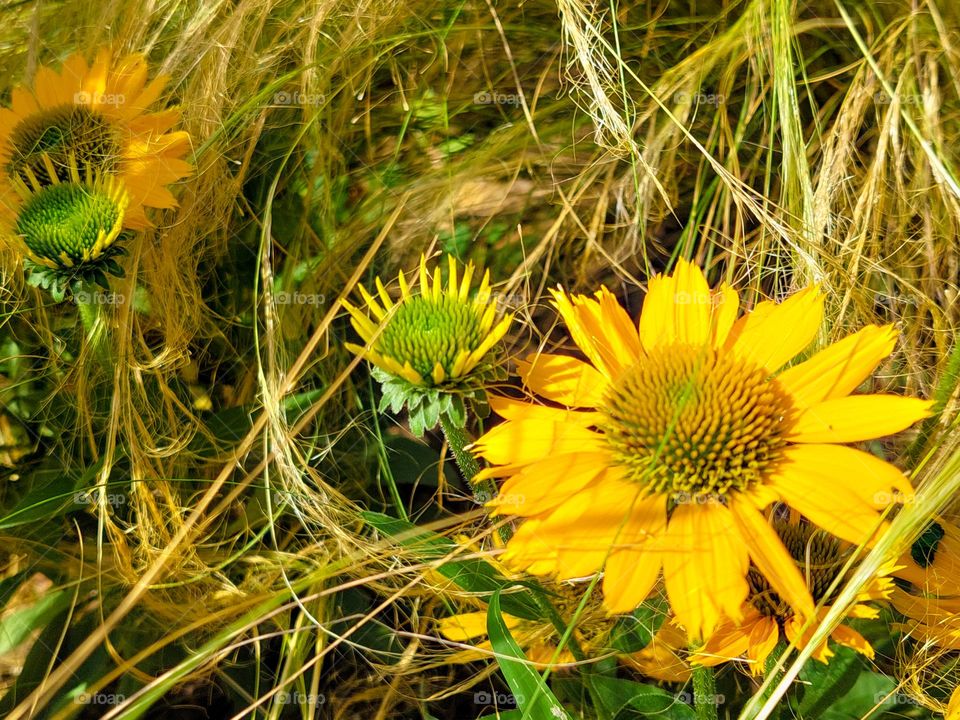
[693,520,895,673]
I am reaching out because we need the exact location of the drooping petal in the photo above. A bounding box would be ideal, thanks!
[745,614,781,675]
[692,615,753,668]
[729,495,815,618]
[661,501,750,639]
[602,493,668,612]
[829,624,874,658]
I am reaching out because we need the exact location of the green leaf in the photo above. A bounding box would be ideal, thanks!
[0,464,98,529]
[610,596,668,653]
[487,591,572,720]
[797,646,872,718]
[362,511,541,620]
[590,676,696,720]
[0,588,72,656]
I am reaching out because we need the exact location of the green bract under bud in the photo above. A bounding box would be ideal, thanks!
[16,178,127,269]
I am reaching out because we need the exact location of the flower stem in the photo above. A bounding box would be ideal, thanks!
[692,665,718,720]
[438,412,511,542]
[440,413,484,492]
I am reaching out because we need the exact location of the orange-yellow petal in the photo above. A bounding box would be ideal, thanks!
[639,258,713,351]
[768,444,910,546]
[661,501,749,640]
[472,419,605,467]
[516,352,610,407]
[489,452,611,516]
[729,495,815,618]
[602,493,667,612]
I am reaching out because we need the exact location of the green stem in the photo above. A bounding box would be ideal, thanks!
[74,282,111,364]
[438,412,511,542]
[753,640,789,710]
[692,665,718,720]
[438,412,481,484]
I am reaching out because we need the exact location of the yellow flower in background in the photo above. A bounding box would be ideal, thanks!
[894,517,960,597]
[693,520,895,673]
[438,611,578,667]
[621,622,692,682]
[472,258,932,639]
[0,48,192,230]
[342,254,512,388]
[892,588,960,718]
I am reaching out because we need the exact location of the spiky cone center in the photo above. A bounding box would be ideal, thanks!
[377,294,487,382]
[601,344,793,501]
[8,105,121,187]
[749,522,845,620]
[16,179,128,269]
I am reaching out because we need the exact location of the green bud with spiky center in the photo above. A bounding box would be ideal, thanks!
[377,295,486,380]
[16,179,127,269]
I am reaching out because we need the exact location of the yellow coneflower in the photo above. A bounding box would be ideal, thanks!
[0,48,191,230]
[693,520,895,673]
[472,258,931,638]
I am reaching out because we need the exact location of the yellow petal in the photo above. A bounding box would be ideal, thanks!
[439,611,521,641]
[787,395,933,443]
[729,495,815,618]
[768,444,909,546]
[662,501,749,640]
[745,615,781,675]
[472,419,605,467]
[776,324,897,408]
[602,493,667,613]
[709,282,739,349]
[488,453,611,516]
[516,352,609,407]
[639,258,713,351]
[550,287,639,380]
[947,685,960,720]
[728,286,824,373]
[505,478,657,580]
[692,615,753,668]
[486,395,602,426]
[830,624,874,659]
